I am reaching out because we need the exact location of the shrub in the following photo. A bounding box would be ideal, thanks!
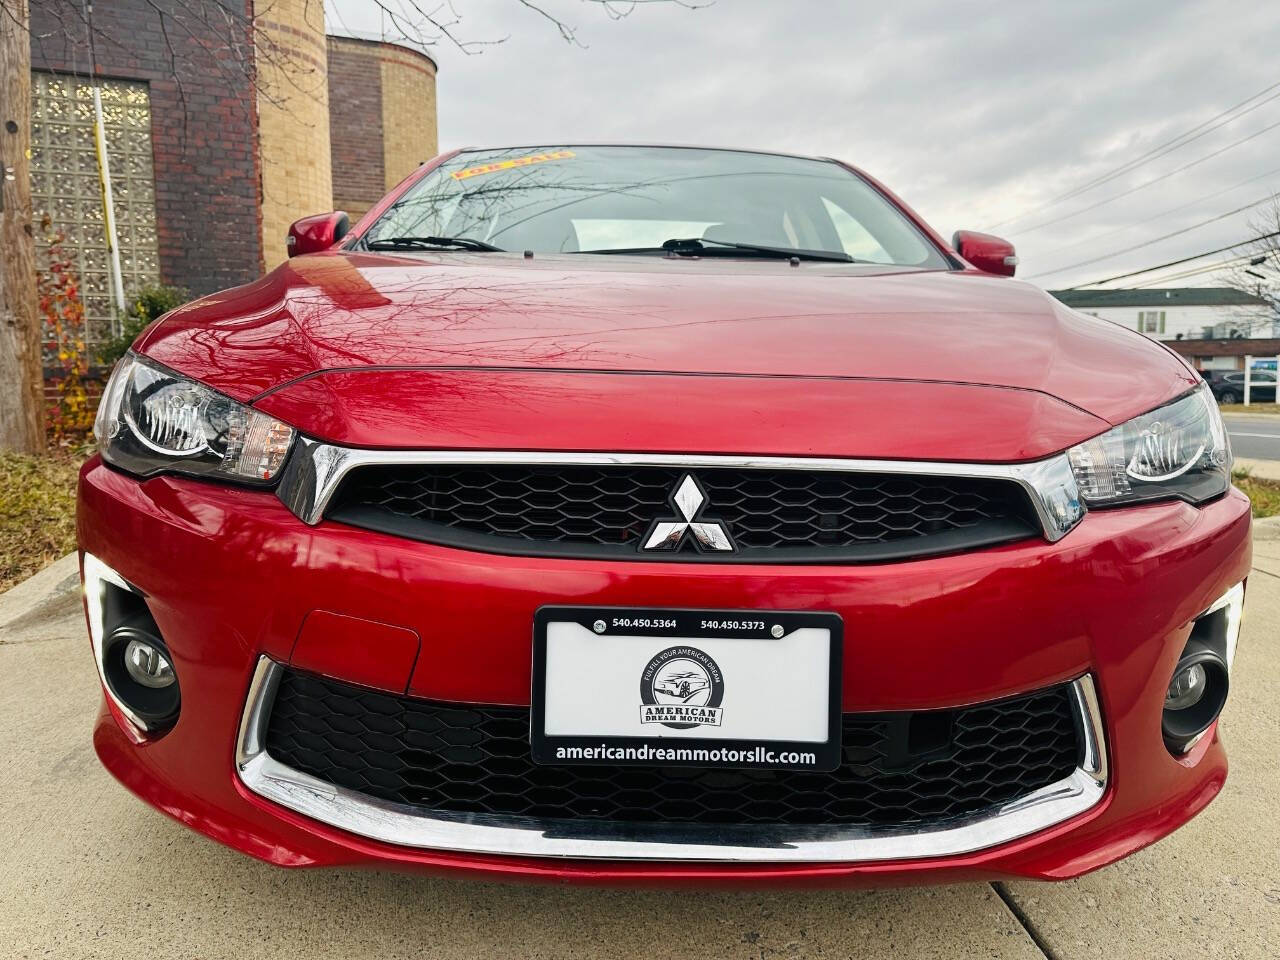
[37,220,94,446]
[98,284,189,369]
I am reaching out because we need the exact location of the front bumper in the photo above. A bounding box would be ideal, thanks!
[78,457,1252,885]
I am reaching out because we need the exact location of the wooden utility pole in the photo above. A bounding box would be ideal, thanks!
[0,0,43,453]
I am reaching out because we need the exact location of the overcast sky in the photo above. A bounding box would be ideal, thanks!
[327,0,1280,290]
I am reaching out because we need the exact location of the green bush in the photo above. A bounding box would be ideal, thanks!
[98,285,188,368]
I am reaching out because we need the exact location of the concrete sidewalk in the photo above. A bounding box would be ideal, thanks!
[1237,457,1280,482]
[1,546,1276,960]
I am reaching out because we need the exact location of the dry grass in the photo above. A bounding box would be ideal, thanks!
[1234,469,1280,518]
[0,452,82,593]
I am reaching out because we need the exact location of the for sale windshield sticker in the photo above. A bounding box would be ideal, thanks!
[450,150,576,181]
[639,646,724,729]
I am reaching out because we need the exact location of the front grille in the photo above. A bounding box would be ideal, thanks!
[327,464,1038,562]
[264,669,1082,829]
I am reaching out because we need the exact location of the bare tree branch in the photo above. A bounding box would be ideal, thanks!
[1221,199,1280,336]
[513,0,583,45]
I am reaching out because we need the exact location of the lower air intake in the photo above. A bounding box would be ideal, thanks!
[262,668,1082,829]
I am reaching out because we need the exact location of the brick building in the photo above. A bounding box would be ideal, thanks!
[27,0,438,352]
[1162,339,1280,374]
[327,35,439,222]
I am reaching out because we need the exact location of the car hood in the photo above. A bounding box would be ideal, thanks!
[137,251,1195,458]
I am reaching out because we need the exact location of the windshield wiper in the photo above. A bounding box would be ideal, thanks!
[366,235,504,252]
[577,237,855,263]
[677,237,855,262]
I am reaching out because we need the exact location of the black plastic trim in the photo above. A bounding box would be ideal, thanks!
[326,503,1037,564]
[100,609,181,729]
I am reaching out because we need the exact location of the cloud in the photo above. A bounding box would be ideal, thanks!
[328,0,1280,288]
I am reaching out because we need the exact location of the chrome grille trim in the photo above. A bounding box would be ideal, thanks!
[235,656,1107,863]
[275,438,1084,542]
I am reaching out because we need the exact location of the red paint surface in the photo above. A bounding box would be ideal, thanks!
[254,370,1109,461]
[135,253,1195,431]
[287,211,351,258]
[89,153,1245,884]
[289,610,421,695]
[952,230,1018,277]
[79,459,1251,883]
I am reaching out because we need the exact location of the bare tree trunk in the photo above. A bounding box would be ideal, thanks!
[0,0,42,454]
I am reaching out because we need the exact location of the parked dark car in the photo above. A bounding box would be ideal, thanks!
[1207,369,1277,404]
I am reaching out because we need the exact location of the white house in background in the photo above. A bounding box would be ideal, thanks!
[1050,288,1277,343]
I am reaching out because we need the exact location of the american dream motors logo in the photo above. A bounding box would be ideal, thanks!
[639,645,725,729]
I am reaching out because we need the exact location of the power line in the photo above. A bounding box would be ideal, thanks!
[1034,162,1280,258]
[987,79,1280,231]
[1063,230,1280,288]
[1130,250,1280,288]
[1010,114,1280,237]
[1132,261,1245,286]
[1029,192,1279,279]
[1043,87,1280,205]
[1130,256,1252,287]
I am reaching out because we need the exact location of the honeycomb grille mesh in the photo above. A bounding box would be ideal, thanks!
[264,670,1082,829]
[329,464,1034,554]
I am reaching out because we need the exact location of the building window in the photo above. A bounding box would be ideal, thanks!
[1137,310,1166,335]
[1199,356,1236,371]
[29,72,160,355]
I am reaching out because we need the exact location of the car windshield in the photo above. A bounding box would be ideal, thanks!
[362,145,949,267]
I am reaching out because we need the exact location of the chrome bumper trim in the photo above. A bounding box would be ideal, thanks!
[235,657,1107,863]
[275,438,1085,542]
[82,552,154,734]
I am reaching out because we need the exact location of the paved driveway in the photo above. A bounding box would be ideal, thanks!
[2,539,1277,960]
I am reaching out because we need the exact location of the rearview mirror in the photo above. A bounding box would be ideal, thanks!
[287,211,350,258]
[952,230,1018,277]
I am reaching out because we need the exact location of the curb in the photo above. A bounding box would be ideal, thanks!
[1254,516,1280,541]
[0,552,80,632]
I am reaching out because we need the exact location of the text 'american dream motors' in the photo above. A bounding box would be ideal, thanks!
[639,646,726,728]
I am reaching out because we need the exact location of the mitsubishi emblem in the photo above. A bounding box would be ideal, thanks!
[641,475,735,553]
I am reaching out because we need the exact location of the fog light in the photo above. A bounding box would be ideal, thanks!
[102,615,181,730]
[1162,650,1228,754]
[83,552,181,735]
[1161,582,1245,755]
[1165,662,1206,711]
[124,639,175,689]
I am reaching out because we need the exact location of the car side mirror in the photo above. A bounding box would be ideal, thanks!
[287,211,350,258]
[952,230,1018,277]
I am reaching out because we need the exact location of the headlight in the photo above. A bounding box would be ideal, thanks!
[95,354,296,483]
[1066,384,1230,506]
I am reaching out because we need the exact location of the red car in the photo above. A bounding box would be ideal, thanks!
[79,144,1250,885]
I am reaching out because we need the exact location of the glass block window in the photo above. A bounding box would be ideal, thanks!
[30,72,160,355]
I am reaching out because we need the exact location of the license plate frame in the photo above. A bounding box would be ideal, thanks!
[531,606,843,772]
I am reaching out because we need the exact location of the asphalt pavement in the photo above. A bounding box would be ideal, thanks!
[1225,413,1280,461]
[2,536,1279,960]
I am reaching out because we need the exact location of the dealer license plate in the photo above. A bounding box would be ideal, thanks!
[531,607,842,772]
